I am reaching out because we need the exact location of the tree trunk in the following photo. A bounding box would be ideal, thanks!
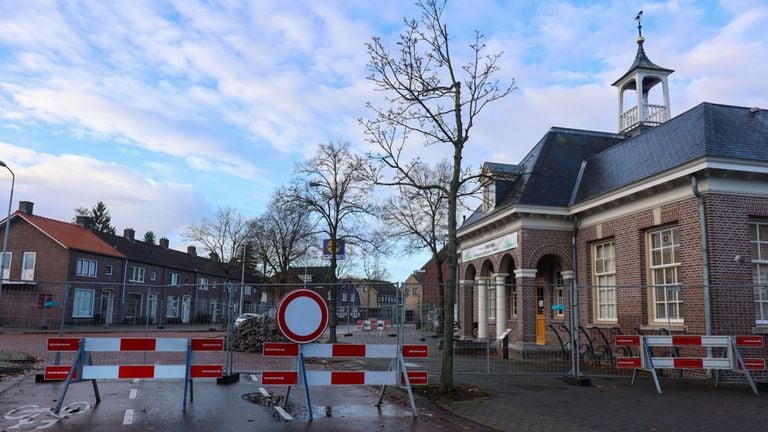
[328,242,338,343]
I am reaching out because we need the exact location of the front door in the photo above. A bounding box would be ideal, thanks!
[99,290,114,326]
[182,295,191,324]
[535,277,546,345]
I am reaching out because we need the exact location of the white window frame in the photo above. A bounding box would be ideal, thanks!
[170,273,179,286]
[554,273,565,319]
[750,221,768,324]
[1,252,10,280]
[483,182,496,212]
[199,277,209,291]
[166,296,179,318]
[150,271,157,281]
[21,251,36,281]
[593,241,617,322]
[76,258,98,277]
[488,286,496,320]
[105,265,113,276]
[72,288,95,318]
[129,266,145,283]
[648,227,683,324]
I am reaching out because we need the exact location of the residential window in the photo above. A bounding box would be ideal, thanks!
[129,266,145,283]
[342,292,348,302]
[76,258,97,277]
[21,252,36,281]
[105,265,113,276]
[199,277,209,291]
[166,296,179,318]
[404,288,409,296]
[750,222,768,324]
[72,288,95,318]
[594,241,617,322]
[511,282,518,317]
[648,227,682,323]
[554,273,564,319]
[483,182,496,212]
[1,252,10,280]
[170,273,179,286]
[150,271,156,281]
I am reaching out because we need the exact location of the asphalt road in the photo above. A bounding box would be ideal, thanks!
[0,372,486,432]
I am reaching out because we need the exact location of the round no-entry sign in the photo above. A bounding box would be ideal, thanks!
[275,289,329,344]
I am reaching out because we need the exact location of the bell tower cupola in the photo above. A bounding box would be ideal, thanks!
[612,11,674,136]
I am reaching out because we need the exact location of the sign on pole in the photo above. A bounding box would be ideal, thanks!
[275,289,329,344]
[322,239,345,260]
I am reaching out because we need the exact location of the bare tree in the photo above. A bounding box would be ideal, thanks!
[285,141,377,343]
[380,160,460,333]
[251,189,316,282]
[183,206,251,278]
[361,0,516,390]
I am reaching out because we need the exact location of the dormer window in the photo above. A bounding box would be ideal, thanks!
[483,182,496,213]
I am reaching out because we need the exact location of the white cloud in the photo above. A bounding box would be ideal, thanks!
[0,142,206,240]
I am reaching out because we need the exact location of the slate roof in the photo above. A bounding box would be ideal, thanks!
[460,102,768,231]
[573,103,768,203]
[17,212,125,258]
[94,231,228,277]
[461,128,623,229]
[612,40,674,86]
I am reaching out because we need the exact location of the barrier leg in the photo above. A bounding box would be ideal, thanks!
[398,354,418,417]
[299,347,313,421]
[53,339,84,415]
[376,358,395,407]
[642,339,662,394]
[283,357,298,409]
[183,340,192,412]
[731,339,759,397]
[88,353,100,404]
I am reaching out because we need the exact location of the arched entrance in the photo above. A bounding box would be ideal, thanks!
[460,264,477,339]
[535,254,563,345]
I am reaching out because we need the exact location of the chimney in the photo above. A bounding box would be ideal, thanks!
[123,228,135,241]
[187,246,197,256]
[76,216,93,230]
[159,237,169,249]
[18,201,34,215]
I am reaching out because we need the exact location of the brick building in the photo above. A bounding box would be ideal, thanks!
[0,201,260,326]
[456,25,768,361]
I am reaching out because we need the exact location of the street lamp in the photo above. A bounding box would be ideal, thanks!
[0,160,15,300]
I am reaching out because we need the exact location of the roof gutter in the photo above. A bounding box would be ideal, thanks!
[690,174,712,337]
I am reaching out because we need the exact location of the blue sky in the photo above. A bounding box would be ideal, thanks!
[1,0,766,281]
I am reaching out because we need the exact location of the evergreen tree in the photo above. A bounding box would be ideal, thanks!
[90,201,116,234]
[143,231,156,244]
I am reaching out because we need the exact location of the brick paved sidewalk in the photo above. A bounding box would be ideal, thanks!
[435,375,767,432]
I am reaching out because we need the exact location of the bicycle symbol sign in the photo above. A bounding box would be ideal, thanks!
[3,402,91,430]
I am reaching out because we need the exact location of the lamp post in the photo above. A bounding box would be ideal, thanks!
[0,160,15,300]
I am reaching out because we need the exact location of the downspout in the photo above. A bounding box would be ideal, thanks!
[122,258,128,322]
[571,215,581,378]
[691,174,712,336]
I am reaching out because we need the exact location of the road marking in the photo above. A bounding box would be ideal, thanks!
[123,409,134,425]
[133,378,140,384]
[129,389,138,399]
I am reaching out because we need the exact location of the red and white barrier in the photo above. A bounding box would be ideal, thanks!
[261,342,429,417]
[614,334,765,396]
[263,342,429,359]
[44,337,224,414]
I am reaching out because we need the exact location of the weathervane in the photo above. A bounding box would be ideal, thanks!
[635,10,644,39]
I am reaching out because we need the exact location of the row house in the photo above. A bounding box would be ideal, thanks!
[0,201,260,327]
[456,23,768,367]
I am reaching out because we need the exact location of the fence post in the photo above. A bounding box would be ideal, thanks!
[55,283,71,366]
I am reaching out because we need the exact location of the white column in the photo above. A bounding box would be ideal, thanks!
[493,273,509,339]
[476,277,488,340]
[637,73,645,122]
[662,78,671,121]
